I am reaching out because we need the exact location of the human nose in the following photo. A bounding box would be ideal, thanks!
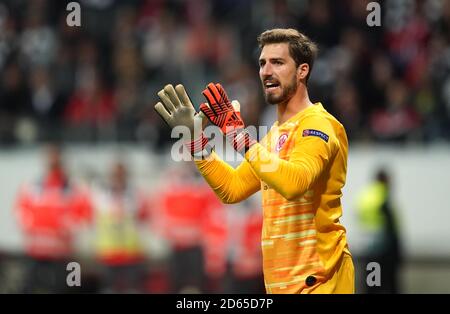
[260,63,273,78]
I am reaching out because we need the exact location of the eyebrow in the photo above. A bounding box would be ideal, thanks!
[259,58,286,63]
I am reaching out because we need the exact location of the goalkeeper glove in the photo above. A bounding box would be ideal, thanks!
[154,84,208,157]
[200,83,256,154]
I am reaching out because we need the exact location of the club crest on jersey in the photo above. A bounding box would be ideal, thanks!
[276,133,288,152]
[302,129,329,142]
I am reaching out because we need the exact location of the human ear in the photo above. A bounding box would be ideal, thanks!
[297,63,310,82]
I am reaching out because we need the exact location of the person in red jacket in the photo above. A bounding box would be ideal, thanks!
[15,144,92,293]
[226,200,265,294]
[200,186,228,293]
[152,164,226,293]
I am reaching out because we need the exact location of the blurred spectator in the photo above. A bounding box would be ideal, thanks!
[384,0,430,88]
[0,3,15,70]
[370,80,421,142]
[332,81,363,141]
[63,66,116,140]
[224,200,264,294]
[201,185,228,293]
[299,0,338,48]
[355,168,403,294]
[19,6,56,68]
[91,160,149,293]
[0,61,31,144]
[366,53,393,117]
[28,66,67,141]
[150,164,264,294]
[14,143,92,293]
[152,164,221,293]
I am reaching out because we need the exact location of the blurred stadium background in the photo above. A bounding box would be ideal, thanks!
[0,0,450,293]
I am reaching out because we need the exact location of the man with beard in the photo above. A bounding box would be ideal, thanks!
[154,28,354,294]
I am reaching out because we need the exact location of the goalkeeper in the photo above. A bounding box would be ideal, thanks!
[154,28,354,294]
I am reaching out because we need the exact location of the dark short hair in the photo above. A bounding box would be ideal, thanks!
[258,28,318,82]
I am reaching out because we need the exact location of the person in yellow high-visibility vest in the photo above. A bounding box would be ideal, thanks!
[92,161,149,293]
[356,168,402,294]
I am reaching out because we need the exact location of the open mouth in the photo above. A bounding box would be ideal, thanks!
[264,81,280,92]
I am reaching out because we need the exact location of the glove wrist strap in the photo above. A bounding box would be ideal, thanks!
[226,128,257,155]
[185,134,208,155]
[186,133,215,160]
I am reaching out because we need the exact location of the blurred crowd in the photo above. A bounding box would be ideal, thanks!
[0,0,450,147]
[8,144,264,293]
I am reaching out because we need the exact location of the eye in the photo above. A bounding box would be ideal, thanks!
[274,60,283,65]
[259,60,265,67]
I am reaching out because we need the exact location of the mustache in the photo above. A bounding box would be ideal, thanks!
[262,76,280,84]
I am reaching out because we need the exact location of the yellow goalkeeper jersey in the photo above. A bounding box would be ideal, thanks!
[195,103,353,294]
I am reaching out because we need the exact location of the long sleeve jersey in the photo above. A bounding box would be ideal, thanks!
[195,103,351,293]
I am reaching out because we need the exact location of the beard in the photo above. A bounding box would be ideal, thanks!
[263,75,298,105]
